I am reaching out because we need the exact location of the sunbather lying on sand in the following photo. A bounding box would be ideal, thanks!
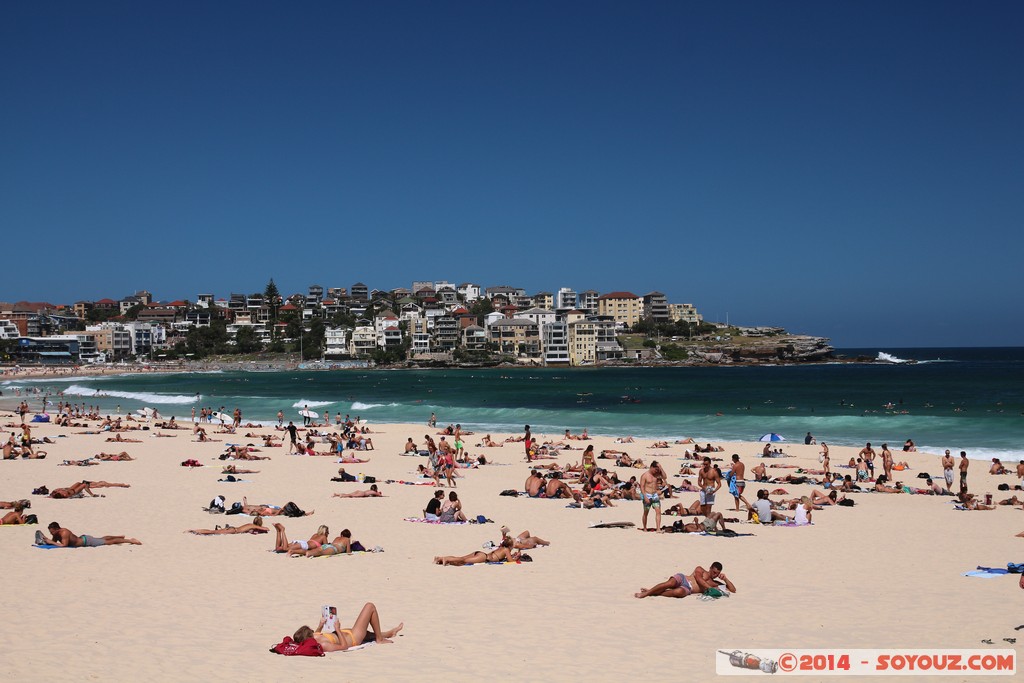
[40,521,141,546]
[434,537,520,565]
[295,602,402,651]
[188,517,268,534]
[634,561,736,598]
[49,480,130,499]
[332,485,383,498]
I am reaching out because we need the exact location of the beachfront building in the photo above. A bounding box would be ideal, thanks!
[519,307,556,329]
[350,282,369,302]
[462,325,487,352]
[86,323,133,360]
[12,335,82,364]
[433,316,460,352]
[594,320,624,360]
[568,320,597,365]
[488,318,541,359]
[578,290,599,315]
[0,320,19,339]
[669,303,702,324]
[533,292,554,309]
[324,327,350,358]
[642,292,670,323]
[556,287,578,310]
[349,325,376,356]
[457,283,481,302]
[409,319,431,355]
[541,321,570,366]
[597,291,643,328]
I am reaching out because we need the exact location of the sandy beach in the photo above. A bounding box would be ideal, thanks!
[1,410,1021,681]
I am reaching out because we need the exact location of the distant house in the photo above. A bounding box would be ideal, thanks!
[596,291,642,327]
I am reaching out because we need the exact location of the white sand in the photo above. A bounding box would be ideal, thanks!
[1,414,1021,680]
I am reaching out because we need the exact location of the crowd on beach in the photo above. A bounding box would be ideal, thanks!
[5,399,1024,659]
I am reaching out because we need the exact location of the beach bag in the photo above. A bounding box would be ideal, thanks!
[362,475,376,484]
[209,496,226,512]
[282,501,305,518]
[226,502,243,515]
[270,636,325,657]
[998,483,1010,491]
[499,489,518,496]
[24,514,38,525]
[838,499,855,507]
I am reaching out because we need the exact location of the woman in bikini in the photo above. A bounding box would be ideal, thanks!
[305,529,353,557]
[299,602,403,651]
[433,536,520,565]
[271,522,329,555]
[49,480,131,499]
[188,516,268,535]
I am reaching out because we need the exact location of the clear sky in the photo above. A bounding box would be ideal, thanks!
[2,2,1021,348]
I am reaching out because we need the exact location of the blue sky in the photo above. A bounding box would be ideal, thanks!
[2,2,1021,347]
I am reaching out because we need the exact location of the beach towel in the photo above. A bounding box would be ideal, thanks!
[772,521,812,527]
[963,570,1007,579]
[589,522,635,529]
[217,478,251,483]
[34,544,79,550]
[403,517,467,525]
[269,636,325,657]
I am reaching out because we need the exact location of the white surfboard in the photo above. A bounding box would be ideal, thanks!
[213,412,234,424]
[299,409,320,419]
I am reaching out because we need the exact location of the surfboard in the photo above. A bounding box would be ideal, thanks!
[212,412,234,424]
[299,409,320,419]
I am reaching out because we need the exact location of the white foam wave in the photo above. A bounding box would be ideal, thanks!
[351,402,399,410]
[291,399,333,408]
[917,445,1024,463]
[876,352,910,364]
[61,385,198,404]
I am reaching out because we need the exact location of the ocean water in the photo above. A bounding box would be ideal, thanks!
[3,347,1023,461]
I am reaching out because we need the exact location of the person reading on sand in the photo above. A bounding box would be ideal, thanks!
[634,561,736,599]
[434,536,521,565]
[271,523,330,555]
[188,517,268,535]
[48,480,131,499]
[39,521,141,547]
[292,603,403,652]
[332,485,383,498]
[499,526,550,549]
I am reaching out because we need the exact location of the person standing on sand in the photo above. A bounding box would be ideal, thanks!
[959,451,969,490]
[820,443,831,479]
[523,425,532,462]
[727,454,748,511]
[859,443,876,478]
[285,421,299,454]
[881,443,893,481]
[639,461,666,532]
[941,450,955,492]
[698,457,722,517]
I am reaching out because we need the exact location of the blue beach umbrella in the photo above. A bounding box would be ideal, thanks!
[758,433,785,442]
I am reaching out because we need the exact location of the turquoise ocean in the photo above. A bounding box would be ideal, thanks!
[4,347,1022,461]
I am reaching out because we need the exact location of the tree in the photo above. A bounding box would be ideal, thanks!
[468,298,493,324]
[264,278,281,333]
[234,326,262,354]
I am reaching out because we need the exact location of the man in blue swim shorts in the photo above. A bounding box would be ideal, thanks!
[639,461,667,532]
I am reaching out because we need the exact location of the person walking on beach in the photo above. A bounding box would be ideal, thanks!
[523,425,532,462]
[959,451,969,490]
[285,421,299,454]
[639,461,666,532]
[698,457,722,517]
[727,454,748,511]
[277,410,284,427]
[303,405,311,427]
[941,450,955,492]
